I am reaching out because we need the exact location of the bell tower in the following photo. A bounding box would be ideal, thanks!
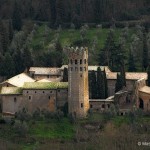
[68,47,89,118]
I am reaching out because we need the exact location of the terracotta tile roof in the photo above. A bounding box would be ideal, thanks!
[139,86,150,94]
[0,87,22,95]
[23,82,68,90]
[107,72,147,80]
[1,73,35,87]
[29,67,61,75]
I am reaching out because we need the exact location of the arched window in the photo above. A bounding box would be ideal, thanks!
[80,59,82,64]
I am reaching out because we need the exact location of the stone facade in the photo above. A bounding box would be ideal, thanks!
[68,47,89,118]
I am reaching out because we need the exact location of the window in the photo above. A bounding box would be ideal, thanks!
[84,59,86,64]
[49,96,51,99]
[80,67,82,71]
[50,91,53,93]
[47,75,50,78]
[80,59,82,64]
[27,91,28,93]
[14,97,17,103]
[90,104,93,108]
[108,104,110,108]
[102,104,105,108]
[75,59,78,64]
[58,90,60,92]
[81,103,83,108]
[70,59,73,64]
[35,91,37,93]
[29,96,31,100]
[80,75,82,77]
[43,91,45,93]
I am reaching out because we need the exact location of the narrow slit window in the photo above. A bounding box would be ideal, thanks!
[81,103,83,108]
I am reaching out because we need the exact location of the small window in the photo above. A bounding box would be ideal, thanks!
[43,91,45,93]
[29,96,31,100]
[80,67,82,71]
[35,91,37,93]
[7,84,9,87]
[108,104,110,108]
[14,97,17,103]
[58,90,60,92]
[70,59,73,64]
[49,96,51,99]
[102,104,105,108]
[90,104,93,108]
[80,59,82,64]
[47,75,50,78]
[75,59,78,64]
[80,74,82,77]
[81,103,83,108]
[50,91,53,93]
[84,59,86,64]
[27,91,29,93]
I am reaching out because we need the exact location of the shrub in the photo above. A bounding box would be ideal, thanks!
[13,120,28,137]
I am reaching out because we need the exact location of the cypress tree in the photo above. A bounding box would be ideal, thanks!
[3,52,15,78]
[63,67,68,82]
[8,19,14,43]
[120,61,126,87]
[97,67,105,99]
[147,65,150,87]
[104,68,108,98]
[142,31,148,71]
[115,73,123,93]
[128,50,136,72]
[89,70,97,99]
[12,1,22,31]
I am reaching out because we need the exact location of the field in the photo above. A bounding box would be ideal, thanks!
[0,112,150,150]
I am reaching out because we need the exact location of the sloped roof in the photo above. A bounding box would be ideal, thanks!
[1,73,35,87]
[106,72,147,80]
[61,65,111,72]
[139,86,150,94]
[37,79,52,82]
[29,67,61,75]
[0,87,22,95]
[23,82,68,89]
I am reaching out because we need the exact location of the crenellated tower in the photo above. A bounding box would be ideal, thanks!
[68,47,89,118]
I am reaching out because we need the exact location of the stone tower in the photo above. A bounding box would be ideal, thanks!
[68,47,89,118]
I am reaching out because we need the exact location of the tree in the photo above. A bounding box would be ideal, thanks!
[115,73,123,93]
[63,67,68,82]
[50,0,57,26]
[142,31,148,71]
[12,1,22,31]
[104,68,108,98]
[97,67,105,99]
[22,45,33,71]
[120,60,126,87]
[3,52,15,77]
[89,71,97,99]
[8,19,14,43]
[128,50,136,72]
[147,65,150,87]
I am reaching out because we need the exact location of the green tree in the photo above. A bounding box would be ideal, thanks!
[3,52,15,77]
[89,70,97,99]
[12,1,22,31]
[120,61,126,87]
[115,73,123,93]
[8,19,14,43]
[147,65,150,87]
[104,68,108,98]
[97,67,105,99]
[22,45,33,71]
[63,67,68,82]
[128,50,136,72]
[142,31,148,71]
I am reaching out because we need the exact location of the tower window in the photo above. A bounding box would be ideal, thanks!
[80,59,82,64]
[75,59,78,64]
[84,59,86,64]
[70,59,73,64]
[80,67,82,71]
[14,97,17,103]
[81,103,83,108]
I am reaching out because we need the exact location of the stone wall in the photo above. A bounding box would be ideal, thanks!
[2,95,23,115]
